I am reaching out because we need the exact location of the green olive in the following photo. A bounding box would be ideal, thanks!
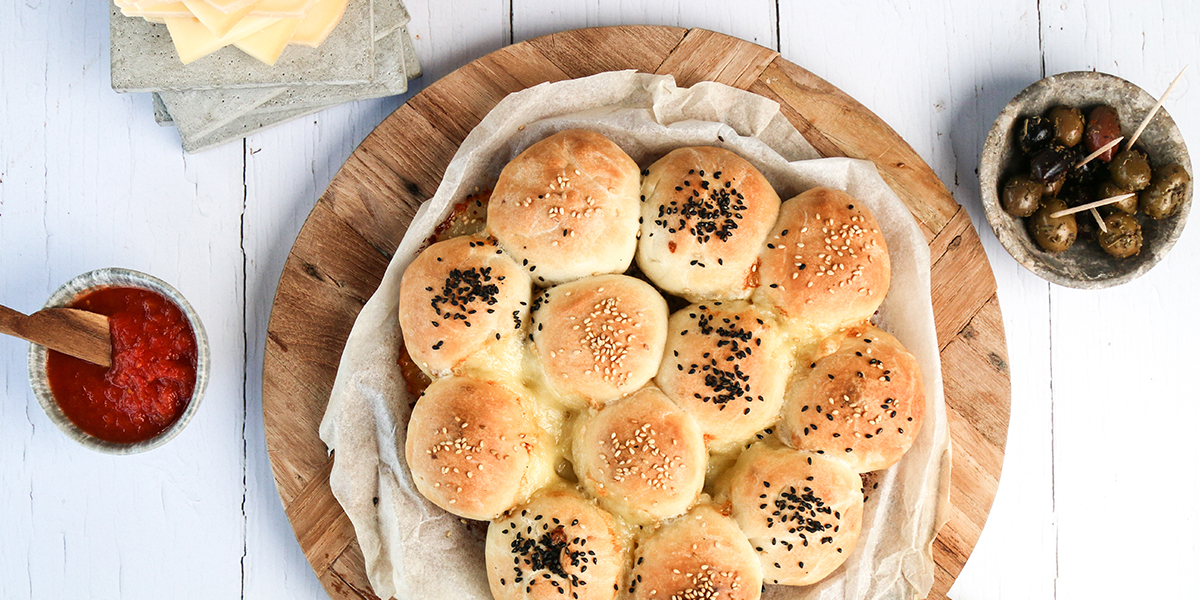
[1043,175,1065,197]
[1029,198,1077,253]
[1097,180,1138,214]
[1097,213,1143,258]
[1048,105,1085,147]
[1002,174,1043,217]
[1141,163,1191,219]
[1109,149,1152,191]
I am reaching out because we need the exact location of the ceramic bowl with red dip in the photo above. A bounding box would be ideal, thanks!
[27,268,210,454]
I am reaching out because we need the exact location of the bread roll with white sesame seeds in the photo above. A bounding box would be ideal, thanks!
[571,386,706,525]
[655,301,790,453]
[398,235,533,378]
[488,129,642,286]
[636,147,781,302]
[405,376,555,521]
[753,187,890,329]
[626,503,763,600]
[532,274,669,408]
[724,442,864,586]
[778,325,925,473]
[486,487,630,600]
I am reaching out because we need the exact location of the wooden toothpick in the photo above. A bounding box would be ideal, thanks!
[1126,65,1188,150]
[1075,136,1124,169]
[1090,207,1107,232]
[1050,193,1137,218]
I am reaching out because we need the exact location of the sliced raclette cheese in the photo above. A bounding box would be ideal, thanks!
[233,17,302,65]
[251,0,316,18]
[199,0,261,14]
[116,0,348,64]
[162,15,281,63]
[288,0,347,47]
[181,0,259,37]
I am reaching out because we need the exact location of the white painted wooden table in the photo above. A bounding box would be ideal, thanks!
[2,1,1197,598]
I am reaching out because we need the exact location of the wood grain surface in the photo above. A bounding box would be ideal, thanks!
[262,26,1011,600]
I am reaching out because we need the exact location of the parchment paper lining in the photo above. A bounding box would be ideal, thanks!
[318,71,952,600]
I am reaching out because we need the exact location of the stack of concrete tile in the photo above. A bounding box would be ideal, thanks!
[110,0,419,153]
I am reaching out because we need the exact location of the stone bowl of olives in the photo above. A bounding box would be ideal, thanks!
[980,71,1192,288]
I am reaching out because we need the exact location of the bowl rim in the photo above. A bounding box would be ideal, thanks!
[26,267,211,454]
[979,70,1192,289]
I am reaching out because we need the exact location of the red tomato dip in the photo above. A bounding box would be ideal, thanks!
[46,287,198,444]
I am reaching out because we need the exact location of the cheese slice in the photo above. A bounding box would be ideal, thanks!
[119,1,193,18]
[180,0,261,37]
[233,17,301,65]
[163,15,280,63]
[249,0,315,18]
[288,0,346,47]
[198,0,260,14]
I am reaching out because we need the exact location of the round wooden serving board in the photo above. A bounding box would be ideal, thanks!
[263,26,1011,600]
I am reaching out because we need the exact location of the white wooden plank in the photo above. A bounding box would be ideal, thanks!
[512,0,777,49]
[239,1,511,597]
[1043,1,1200,598]
[778,2,1056,599]
[0,1,246,598]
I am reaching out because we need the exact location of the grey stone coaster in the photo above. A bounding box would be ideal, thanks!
[175,27,418,153]
[110,0,374,92]
[182,102,336,153]
[152,92,172,125]
[155,0,410,139]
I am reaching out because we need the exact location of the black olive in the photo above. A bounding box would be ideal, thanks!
[1097,180,1137,215]
[1002,175,1043,217]
[1028,198,1077,253]
[1030,144,1074,184]
[1048,105,1085,147]
[1141,163,1191,219]
[1097,213,1143,258]
[1109,149,1152,191]
[1058,180,1096,209]
[1018,116,1055,155]
[1067,144,1108,186]
[1042,175,1065,197]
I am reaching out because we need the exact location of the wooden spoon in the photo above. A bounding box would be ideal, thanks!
[0,304,112,367]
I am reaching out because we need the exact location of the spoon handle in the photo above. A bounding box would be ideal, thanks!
[0,304,112,368]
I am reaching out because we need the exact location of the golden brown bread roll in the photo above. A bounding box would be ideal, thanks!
[571,386,706,525]
[404,376,554,520]
[777,325,924,472]
[626,503,763,600]
[488,129,642,286]
[532,274,669,408]
[636,146,781,301]
[486,487,629,600]
[398,235,532,377]
[725,442,864,585]
[655,301,790,452]
[753,187,890,328]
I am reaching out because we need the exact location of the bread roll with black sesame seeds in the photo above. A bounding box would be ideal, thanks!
[532,274,669,408]
[405,376,555,520]
[724,442,863,586]
[398,235,533,378]
[636,147,781,302]
[488,129,642,286]
[778,325,925,473]
[626,503,763,600]
[571,386,706,525]
[753,187,889,329]
[655,301,790,453]
[486,487,630,600]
